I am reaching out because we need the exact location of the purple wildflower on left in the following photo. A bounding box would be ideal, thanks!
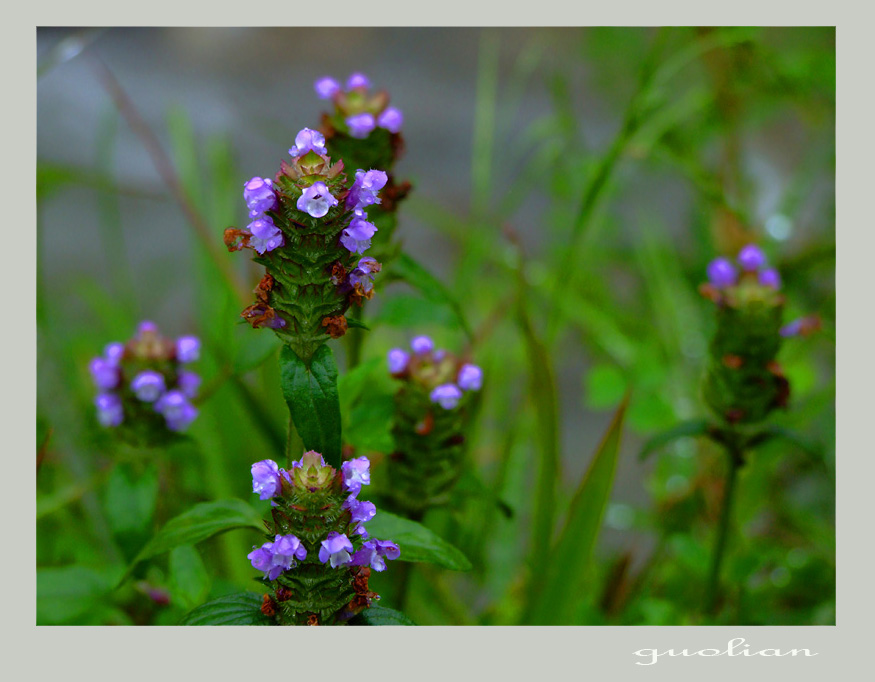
[246,450,399,625]
[88,321,201,444]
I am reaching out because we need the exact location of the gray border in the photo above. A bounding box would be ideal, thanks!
[14,2,865,680]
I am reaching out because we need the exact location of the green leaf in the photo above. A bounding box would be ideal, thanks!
[585,363,628,409]
[169,545,212,611]
[37,565,123,624]
[349,605,417,626]
[639,418,712,461]
[390,253,473,340]
[280,344,342,468]
[179,592,272,625]
[121,499,263,584]
[367,511,472,571]
[526,396,628,624]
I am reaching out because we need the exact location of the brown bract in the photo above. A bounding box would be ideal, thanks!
[223,228,251,252]
[321,315,348,339]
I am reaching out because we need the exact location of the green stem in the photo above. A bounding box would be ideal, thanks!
[704,442,743,616]
[345,305,365,370]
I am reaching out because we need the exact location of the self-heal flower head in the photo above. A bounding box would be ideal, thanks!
[318,532,354,568]
[154,390,198,431]
[346,169,388,210]
[410,335,434,355]
[758,268,782,289]
[89,357,120,391]
[131,370,166,403]
[388,348,410,374]
[343,496,377,524]
[243,177,278,214]
[738,244,767,272]
[377,106,403,133]
[342,456,371,494]
[296,181,338,219]
[346,113,376,139]
[707,257,737,289]
[314,76,341,100]
[351,539,400,572]
[430,383,463,410]
[176,336,201,363]
[340,217,378,254]
[251,459,283,500]
[346,72,370,90]
[177,370,201,399]
[457,364,483,392]
[95,393,124,428]
[288,127,327,158]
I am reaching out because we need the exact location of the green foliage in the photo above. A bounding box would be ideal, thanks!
[367,511,473,571]
[179,592,272,625]
[280,344,343,467]
[350,604,417,626]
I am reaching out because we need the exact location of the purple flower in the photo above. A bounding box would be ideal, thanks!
[297,181,338,219]
[346,72,370,90]
[345,113,376,139]
[340,217,378,254]
[410,335,434,355]
[243,177,278,214]
[251,459,282,500]
[176,336,201,363]
[318,532,354,568]
[154,390,198,431]
[248,545,274,576]
[288,127,327,158]
[780,319,803,338]
[737,244,767,271]
[131,370,166,403]
[706,257,737,289]
[342,456,371,494]
[758,268,782,289]
[430,383,463,410]
[346,169,388,210]
[248,215,279,240]
[377,107,403,133]
[95,393,124,428]
[89,357,120,391]
[269,534,308,577]
[250,231,285,255]
[344,496,377,524]
[350,539,400,572]
[457,364,483,391]
[138,320,158,336]
[176,371,201,399]
[314,76,341,99]
[347,257,381,294]
[388,348,409,374]
[103,342,125,365]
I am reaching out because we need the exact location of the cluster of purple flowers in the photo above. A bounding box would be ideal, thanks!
[314,72,404,138]
[388,335,483,410]
[238,128,388,260]
[247,452,399,582]
[706,243,781,290]
[89,321,200,433]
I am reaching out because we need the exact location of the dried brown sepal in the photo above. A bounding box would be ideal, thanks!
[241,303,280,329]
[349,282,375,307]
[722,354,744,369]
[254,273,274,305]
[415,412,435,436]
[261,594,276,617]
[275,587,293,602]
[698,282,723,303]
[321,315,348,339]
[224,228,251,252]
[306,614,320,626]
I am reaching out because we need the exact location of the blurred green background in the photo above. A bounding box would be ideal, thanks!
[37,27,834,625]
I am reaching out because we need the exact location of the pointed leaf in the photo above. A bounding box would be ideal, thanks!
[367,510,472,571]
[121,499,263,584]
[280,344,342,467]
[527,396,629,624]
[179,592,272,625]
[350,605,417,626]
